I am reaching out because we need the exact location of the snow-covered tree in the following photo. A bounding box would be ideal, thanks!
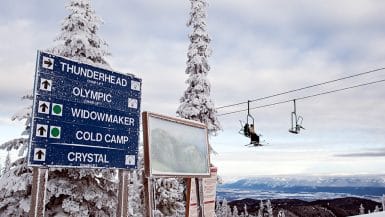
[48,0,110,68]
[232,206,239,217]
[382,194,385,212]
[244,204,249,216]
[215,198,221,214]
[216,198,230,217]
[3,152,11,174]
[360,204,365,214]
[221,203,234,217]
[127,146,145,217]
[44,0,119,216]
[0,1,119,216]
[176,0,221,135]
[153,178,185,216]
[155,1,221,216]
[278,210,286,217]
[265,200,273,217]
[0,95,33,216]
[127,170,144,217]
[374,205,380,212]
[257,200,264,217]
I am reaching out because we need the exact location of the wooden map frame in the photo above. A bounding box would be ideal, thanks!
[142,111,210,178]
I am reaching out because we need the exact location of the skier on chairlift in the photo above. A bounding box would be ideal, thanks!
[243,123,250,137]
[240,100,263,146]
[249,124,260,145]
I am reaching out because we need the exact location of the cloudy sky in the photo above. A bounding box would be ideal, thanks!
[1,0,384,179]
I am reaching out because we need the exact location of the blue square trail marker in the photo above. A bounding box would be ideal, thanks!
[28,51,142,169]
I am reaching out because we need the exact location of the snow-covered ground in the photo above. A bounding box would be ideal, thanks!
[351,212,385,217]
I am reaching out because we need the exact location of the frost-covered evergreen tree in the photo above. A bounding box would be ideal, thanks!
[0,95,33,216]
[244,204,249,216]
[127,170,144,217]
[278,210,286,217]
[151,175,185,217]
[215,199,221,214]
[224,204,232,217]
[374,205,380,212]
[216,198,230,216]
[359,204,365,214]
[0,1,118,216]
[155,1,221,216]
[176,0,221,135]
[214,199,255,217]
[233,206,239,217]
[154,178,185,216]
[44,0,118,216]
[382,194,385,212]
[3,152,11,174]
[127,146,145,217]
[265,200,273,217]
[257,200,264,217]
[48,0,110,68]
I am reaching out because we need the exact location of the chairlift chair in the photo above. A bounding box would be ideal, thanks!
[238,101,266,147]
[289,100,305,134]
[239,101,254,137]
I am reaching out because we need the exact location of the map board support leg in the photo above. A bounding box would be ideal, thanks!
[117,169,130,217]
[195,178,205,217]
[29,167,48,217]
[144,176,154,217]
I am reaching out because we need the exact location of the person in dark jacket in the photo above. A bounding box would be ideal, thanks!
[249,124,260,145]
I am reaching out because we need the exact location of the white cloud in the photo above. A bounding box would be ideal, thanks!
[1,0,385,176]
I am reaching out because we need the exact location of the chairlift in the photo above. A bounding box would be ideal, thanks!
[239,101,254,136]
[238,101,264,146]
[289,99,305,134]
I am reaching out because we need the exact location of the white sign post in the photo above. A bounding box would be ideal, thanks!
[29,167,48,217]
[117,170,130,217]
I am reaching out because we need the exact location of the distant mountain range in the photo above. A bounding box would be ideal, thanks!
[217,175,385,202]
[228,197,383,217]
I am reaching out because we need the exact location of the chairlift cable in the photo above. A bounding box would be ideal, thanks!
[216,67,385,110]
[295,79,385,101]
[217,78,385,117]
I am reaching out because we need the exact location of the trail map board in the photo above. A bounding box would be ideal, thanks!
[28,51,141,169]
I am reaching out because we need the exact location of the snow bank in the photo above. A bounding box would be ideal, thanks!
[351,212,385,217]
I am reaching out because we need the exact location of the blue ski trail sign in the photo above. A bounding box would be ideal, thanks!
[28,51,141,169]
